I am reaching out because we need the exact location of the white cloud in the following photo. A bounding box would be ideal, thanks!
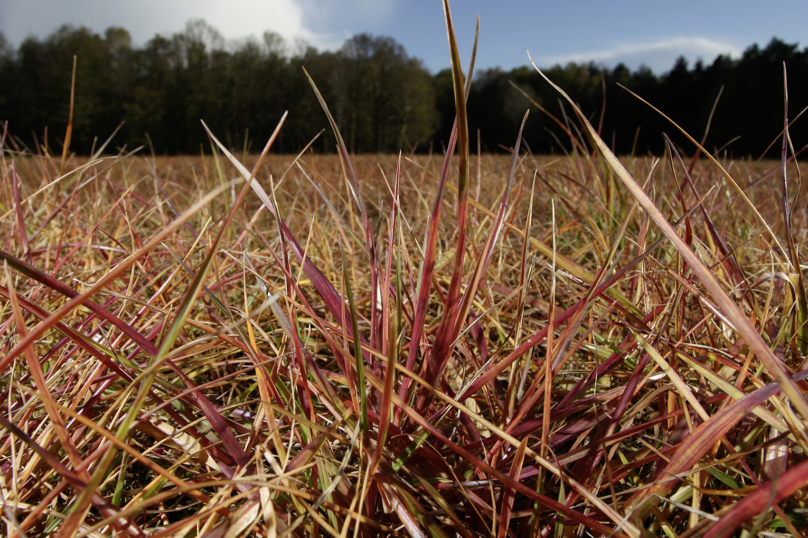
[296,0,397,49]
[0,0,301,48]
[0,0,397,52]
[535,37,743,74]
[171,0,309,43]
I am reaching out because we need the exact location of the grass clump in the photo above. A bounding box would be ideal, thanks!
[2,3,808,537]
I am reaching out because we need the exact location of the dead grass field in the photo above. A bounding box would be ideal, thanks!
[1,141,808,537]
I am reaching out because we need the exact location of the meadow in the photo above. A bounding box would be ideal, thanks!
[2,4,808,538]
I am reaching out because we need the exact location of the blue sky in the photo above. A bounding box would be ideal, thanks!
[1,0,806,75]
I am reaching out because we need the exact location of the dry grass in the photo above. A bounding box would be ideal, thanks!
[1,143,807,537]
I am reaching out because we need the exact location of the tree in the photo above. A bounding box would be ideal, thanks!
[0,32,10,62]
[335,34,436,152]
[2,21,806,157]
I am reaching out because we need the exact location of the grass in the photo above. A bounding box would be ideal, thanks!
[2,4,808,537]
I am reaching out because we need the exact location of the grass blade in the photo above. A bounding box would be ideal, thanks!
[703,460,808,537]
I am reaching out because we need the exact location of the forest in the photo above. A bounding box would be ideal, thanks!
[1,20,807,156]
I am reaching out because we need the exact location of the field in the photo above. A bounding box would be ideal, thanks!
[1,137,808,538]
[2,5,808,535]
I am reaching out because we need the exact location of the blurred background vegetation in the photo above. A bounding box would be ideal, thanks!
[1,20,806,156]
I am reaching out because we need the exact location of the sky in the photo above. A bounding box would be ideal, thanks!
[1,0,806,75]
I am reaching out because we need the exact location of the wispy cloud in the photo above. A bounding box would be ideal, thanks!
[536,37,743,73]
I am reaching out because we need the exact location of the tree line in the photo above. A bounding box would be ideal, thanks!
[1,20,806,157]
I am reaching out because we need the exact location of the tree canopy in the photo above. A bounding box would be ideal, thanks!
[1,22,806,157]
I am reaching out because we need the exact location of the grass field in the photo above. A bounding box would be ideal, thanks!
[2,3,808,537]
[1,142,807,538]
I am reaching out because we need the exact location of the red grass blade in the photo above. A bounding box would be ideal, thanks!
[0,415,144,537]
[703,458,808,538]
[303,69,382,348]
[0,249,159,356]
[201,122,367,346]
[626,378,783,516]
[424,0,472,384]
[0,179,239,374]
[401,8,479,405]
[11,164,32,264]
[497,438,527,538]
[372,155,403,470]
